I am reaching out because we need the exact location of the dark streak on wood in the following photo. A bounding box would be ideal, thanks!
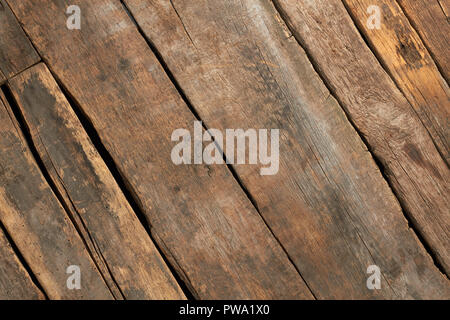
[396,0,450,83]
[343,0,449,164]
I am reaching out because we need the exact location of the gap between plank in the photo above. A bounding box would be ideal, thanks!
[340,0,448,167]
[0,216,49,299]
[271,0,449,279]
[119,0,318,299]
[437,0,449,18]
[395,0,449,85]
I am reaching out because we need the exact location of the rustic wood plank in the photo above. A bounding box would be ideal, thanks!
[6,0,313,299]
[8,63,186,300]
[396,0,450,82]
[0,228,45,300]
[344,0,449,163]
[122,0,449,299]
[0,0,39,79]
[275,0,450,274]
[0,91,113,300]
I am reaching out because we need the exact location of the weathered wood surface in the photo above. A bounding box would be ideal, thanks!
[0,0,39,81]
[0,71,5,85]
[121,0,449,299]
[0,228,45,300]
[344,0,449,163]
[8,63,186,300]
[397,0,450,83]
[6,0,312,299]
[275,0,450,275]
[0,91,113,299]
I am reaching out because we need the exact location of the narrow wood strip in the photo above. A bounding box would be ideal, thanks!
[9,63,186,300]
[0,71,5,85]
[0,228,45,300]
[122,0,449,299]
[396,0,450,82]
[0,0,39,79]
[343,0,449,163]
[6,0,312,299]
[0,91,113,300]
[275,0,450,274]
[439,0,450,17]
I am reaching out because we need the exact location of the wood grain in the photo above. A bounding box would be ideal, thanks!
[0,90,113,300]
[0,228,45,300]
[0,0,39,80]
[6,0,312,299]
[275,0,450,274]
[396,0,450,83]
[344,0,449,163]
[9,63,186,300]
[0,70,5,85]
[122,0,449,299]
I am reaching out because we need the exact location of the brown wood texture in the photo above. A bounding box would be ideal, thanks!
[1,0,448,300]
[0,91,113,300]
[344,0,449,163]
[0,0,39,80]
[0,228,45,300]
[122,0,449,299]
[8,63,186,300]
[397,0,450,83]
[0,71,5,85]
[6,0,312,299]
[275,0,450,275]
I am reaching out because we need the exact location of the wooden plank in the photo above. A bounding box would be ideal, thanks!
[396,0,450,82]
[0,228,45,300]
[9,63,186,300]
[6,0,312,299]
[0,92,113,299]
[343,0,449,163]
[275,0,450,274]
[0,0,39,79]
[122,0,450,299]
